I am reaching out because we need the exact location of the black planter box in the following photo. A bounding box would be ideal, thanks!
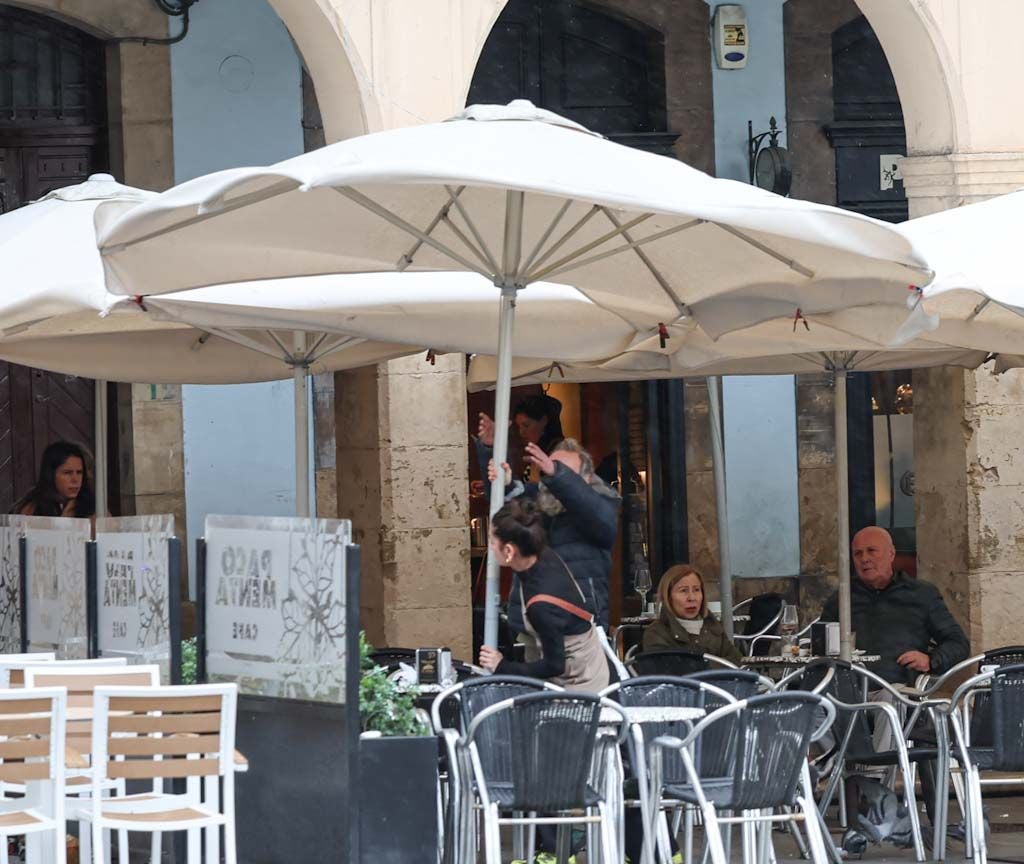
[359,734,439,863]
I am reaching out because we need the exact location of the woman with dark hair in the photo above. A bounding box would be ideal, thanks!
[475,392,564,481]
[642,563,742,663]
[477,498,609,692]
[14,441,96,520]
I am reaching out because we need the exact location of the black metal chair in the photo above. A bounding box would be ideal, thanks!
[603,676,735,864]
[732,593,785,656]
[946,662,1024,862]
[650,691,836,864]
[459,690,628,864]
[431,676,560,864]
[780,659,926,861]
[629,649,709,677]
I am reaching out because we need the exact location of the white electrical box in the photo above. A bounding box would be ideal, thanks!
[713,5,748,70]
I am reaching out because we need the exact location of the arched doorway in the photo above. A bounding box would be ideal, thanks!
[0,4,107,512]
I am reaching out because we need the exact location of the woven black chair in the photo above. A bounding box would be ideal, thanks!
[431,676,559,864]
[649,691,836,864]
[603,676,736,864]
[460,691,627,864]
[630,649,709,677]
[732,593,785,656]
[947,663,1024,862]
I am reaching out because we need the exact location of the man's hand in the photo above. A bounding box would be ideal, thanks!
[897,650,931,673]
[477,413,496,447]
[524,442,556,476]
[486,460,512,485]
[478,645,503,672]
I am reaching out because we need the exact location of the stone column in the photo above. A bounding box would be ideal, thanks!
[336,354,472,658]
[903,153,1024,649]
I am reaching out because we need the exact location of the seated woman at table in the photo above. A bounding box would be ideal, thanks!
[477,498,609,692]
[13,441,96,523]
[642,564,743,664]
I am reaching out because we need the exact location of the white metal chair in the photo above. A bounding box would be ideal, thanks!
[73,683,238,864]
[1,656,127,689]
[25,664,160,864]
[0,686,68,864]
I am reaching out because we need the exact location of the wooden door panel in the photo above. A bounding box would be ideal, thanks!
[0,363,13,512]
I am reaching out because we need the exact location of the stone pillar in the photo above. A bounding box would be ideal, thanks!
[336,354,471,658]
[903,153,1024,650]
[683,379,719,588]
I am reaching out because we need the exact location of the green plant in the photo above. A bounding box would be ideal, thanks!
[358,632,427,737]
[180,636,197,685]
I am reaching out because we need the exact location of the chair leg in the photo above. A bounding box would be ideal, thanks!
[741,815,755,864]
[512,811,525,862]
[699,803,728,864]
[756,810,772,863]
[600,803,618,864]
[684,806,695,864]
[971,768,987,864]
[896,749,926,861]
[800,765,829,864]
[93,818,106,864]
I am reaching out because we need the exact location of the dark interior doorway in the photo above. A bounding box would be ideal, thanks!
[0,4,108,512]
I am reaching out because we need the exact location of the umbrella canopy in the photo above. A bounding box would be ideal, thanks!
[97,101,936,648]
[900,190,1024,355]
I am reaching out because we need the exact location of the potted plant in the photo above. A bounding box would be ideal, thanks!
[358,634,439,863]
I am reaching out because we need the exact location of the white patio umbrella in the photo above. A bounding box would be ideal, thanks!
[900,189,1024,355]
[0,174,418,516]
[97,100,933,647]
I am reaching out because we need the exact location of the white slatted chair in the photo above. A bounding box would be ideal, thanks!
[2,657,127,689]
[25,665,160,864]
[75,683,238,864]
[0,687,67,864]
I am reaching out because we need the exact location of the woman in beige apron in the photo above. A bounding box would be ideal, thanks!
[478,498,609,693]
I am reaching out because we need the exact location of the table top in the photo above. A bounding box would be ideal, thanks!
[741,654,881,667]
[600,705,705,724]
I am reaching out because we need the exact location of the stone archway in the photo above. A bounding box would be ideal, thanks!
[266,0,378,140]
[853,0,961,156]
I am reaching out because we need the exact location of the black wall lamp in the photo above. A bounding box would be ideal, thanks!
[748,116,792,196]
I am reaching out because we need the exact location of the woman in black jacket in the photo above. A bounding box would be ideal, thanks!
[477,498,608,692]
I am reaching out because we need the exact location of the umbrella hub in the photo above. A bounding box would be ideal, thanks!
[450,100,601,138]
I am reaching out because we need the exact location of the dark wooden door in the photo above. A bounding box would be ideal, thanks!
[467,0,676,154]
[0,5,107,513]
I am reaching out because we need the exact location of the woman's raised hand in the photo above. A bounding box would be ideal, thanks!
[486,459,512,485]
[524,442,556,476]
[478,645,503,672]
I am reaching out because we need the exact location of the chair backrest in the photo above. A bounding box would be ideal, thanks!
[741,593,785,654]
[3,656,128,688]
[459,676,554,784]
[25,664,159,753]
[0,686,66,787]
[616,676,730,782]
[705,692,824,810]
[990,664,1024,771]
[630,650,708,677]
[964,647,1024,746]
[499,691,602,812]
[781,659,875,759]
[688,669,762,700]
[90,683,237,786]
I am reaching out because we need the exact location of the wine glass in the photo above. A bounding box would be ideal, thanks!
[779,604,799,656]
[633,560,652,615]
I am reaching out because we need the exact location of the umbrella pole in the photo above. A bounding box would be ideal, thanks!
[707,376,733,639]
[94,380,108,517]
[484,285,518,648]
[294,332,310,519]
[835,369,852,661]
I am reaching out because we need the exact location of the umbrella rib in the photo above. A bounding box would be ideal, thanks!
[393,185,465,272]
[524,204,601,276]
[102,178,298,254]
[438,210,497,273]
[967,297,990,322]
[309,334,363,364]
[517,199,574,280]
[305,331,331,359]
[526,212,655,281]
[203,327,290,362]
[334,186,494,279]
[445,185,500,273]
[599,206,689,315]
[266,329,293,358]
[529,219,704,285]
[711,222,815,278]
